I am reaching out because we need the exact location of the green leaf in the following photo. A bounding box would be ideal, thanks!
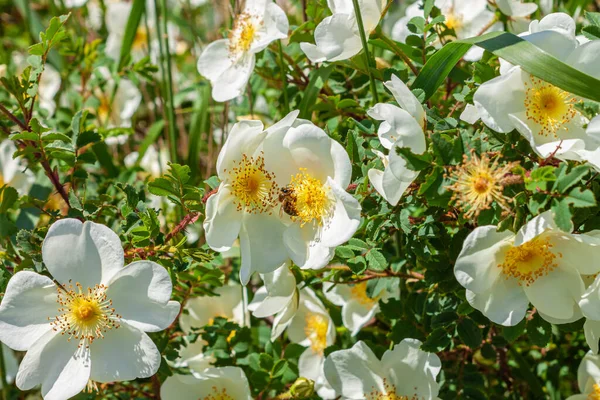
[299,65,333,119]
[0,186,19,213]
[137,120,165,165]
[258,353,274,371]
[528,313,551,347]
[413,31,600,102]
[553,164,589,193]
[501,318,526,342]
[92,142,119,177]
[271,359,288,378]
[551,198,573,232]
[396,147,432,171]
[118,0,146,71]
[457,318,482,349]
[565,188,596,208]
[148,178,179,197]
[422,328,452,352]
[525,166,555,191]
[366,249,387,271]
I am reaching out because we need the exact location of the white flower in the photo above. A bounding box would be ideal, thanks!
[124,145,170,178]
[263,116,362,271]
[160,367,252,400]
[454,210,600,326]
[177,283,248,373]
[203,112,300,284]
[323,276,399,336]
[0,344,19,389]
[473,13,600,169]
[367,74,427,206]
[92,67,142,128]
[392,0,501,61]
[0,219,180,400]
[38,64,61,116]
[286,287,336,399]
[566,351,600,399]
[324,339,442,400]
[576,269,600,354]
[248,264,299,341]
[300,0,385,63]
[197,0,288,102]
[105,0,179,64]
[495,0,538,33]
[62,0,87,7]
[0,140,35,196]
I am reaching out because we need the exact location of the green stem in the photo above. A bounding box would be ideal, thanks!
[277,40,290,115]
[351,0,379,105]
[0,344,8,400]
[376,31,419,76]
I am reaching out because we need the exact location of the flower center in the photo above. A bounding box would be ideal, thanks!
[350,282,379,306]
[288,169,333,226]
[524,77,578,137]
[98,94,111,123]
[498,236,561,285]
[366,378,418,400]
[588,384,600,400]
[447,153,515,218]
[201,386,234,400]
[445,12,463,32]
[227,154,278,213]
[133,27,148,51]
[50,282,120,347]
[304,313,328,354]
[228,13,260,55]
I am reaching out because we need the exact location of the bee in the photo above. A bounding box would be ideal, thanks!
[278,186,298,217]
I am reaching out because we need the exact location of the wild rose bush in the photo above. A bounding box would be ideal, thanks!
[1,0,600,399]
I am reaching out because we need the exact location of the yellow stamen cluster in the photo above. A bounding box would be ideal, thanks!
[366,378,419,400]
[447,153,516,218]
[445,12,463,32]
[50,282,120,347]
[202,386,234,400]
[228,13,260,56]
[304,313,329,354]
[288,169,333,226]
[226,154,278,213]
[498,236,562,286]
[349,282,379,306]
[588,383,600,400]
[524,77,578,137]
[132,27,148,51]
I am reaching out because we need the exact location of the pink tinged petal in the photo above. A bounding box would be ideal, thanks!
[16,331,90,400]
[324,341,386,399]
[106,261,180,332]
[466,277,529,327]
[383,338,441,399]
[523,265,585,322]
[42,219,125,288]
[454,226,514,294]
[0,271,57,351]
[89,322,161,382]
[202,185,243,252]
[301,14,362,63]
[239,213,288,285]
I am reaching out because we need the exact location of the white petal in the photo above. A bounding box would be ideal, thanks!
[496,0,537,17]
[535,12,576,37]
[368,104,423,150]
[211,55,256,102]
[319,178,361,248]
[239,213,288,284]
[514,210,560,245]
[523,265,585,322]
[580,274,600,321]
[299,347,324,381]
[106,261,179,332]
[382,338,441,399]
[0,271,57,351]
[566,41,600,80]
[252,266,296,317]
[301,14,362,63]
[324,341,386,398]
[16,331,90,400]
[550,231,600,275]
[342,300,378,336]
[250,2,289,52]
[383,75,426,128]
[90,322,161,382]
[271,289,299,341]
[466,277,529,327]
[585,320,600,355]
[287,287,330,346]
[42,219,125,287]
[459,104,481,124]
[322,281,351,306]
[180,284,247,333]
[161,367,252,400]
[197,39,233,82]
[521,28,577,62]
[283,223,335,270]
[454,226,514,293]
[578,350,600,391]
[203,185,243,252]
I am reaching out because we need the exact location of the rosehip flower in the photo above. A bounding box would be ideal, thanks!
[455,210,600,326]
[566,351,600,399]
[160,367,252,400]
[0,140,35,196]
[197,0,288,102]
[324,340,442,400]
[0,219,180,400]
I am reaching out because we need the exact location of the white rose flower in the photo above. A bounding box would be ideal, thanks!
[0,219,180,400]
[323,276,400,336]
[177,284,248,373]
[203,112,300,284]
[197,0,288,102]
[0,140,35,196]
[286,287,336,399]
[324,339,442,399]
[454,210,600,326]
[367,74,426,206]
[0,344,19,389]
[566,351,600,399]
[577,269,600,353]
[300,0,385,63]
[38,64,61,116]
[248,264,299,341]
[495,0,538,33]
[263,117,362,271]
[473,13,600,169]
[92,67,142,129]
[160,367,252,400]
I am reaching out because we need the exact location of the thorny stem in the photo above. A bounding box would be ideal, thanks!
[351,0,379,105]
